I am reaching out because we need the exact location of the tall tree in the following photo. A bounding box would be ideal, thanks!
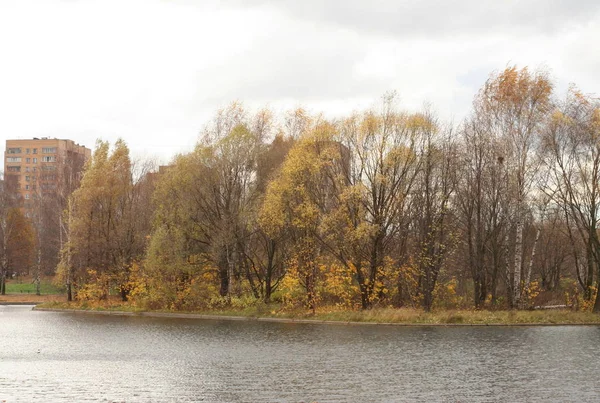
[472,66,553,307]
[325,96,423,309]
[149,103,269,300]
[544,88,600,311]
[261,122,338,312]
[412,113,457,311]
[58,139,142,300]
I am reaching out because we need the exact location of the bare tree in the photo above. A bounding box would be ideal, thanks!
[544,88,600,311]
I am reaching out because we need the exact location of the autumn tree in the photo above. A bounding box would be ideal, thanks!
[321,95,424,309]
[261,122,340,312]
[457,112,510,307]
[57,139,147,301]
[245,134,295,301]
[148,103,271,306]
[543,88,600,311]
[0,205,35,294]
[472,66,553,307]
[6,209,35,283]
[411,113,457,311]
[532,207,570,291]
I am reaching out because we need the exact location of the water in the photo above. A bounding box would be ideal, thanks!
[1,305,599,402]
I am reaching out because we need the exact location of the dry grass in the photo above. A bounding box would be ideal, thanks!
[0,294,64,304]
[35,301,600,325]
[310,307,600,325]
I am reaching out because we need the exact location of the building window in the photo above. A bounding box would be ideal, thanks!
[33,158,37,164]
[26,157,31,163]
[42,147,57,153]
[24,193,30,200]
[6,157,21,162]
[33,148,37,154]
[25,176,30,181]
[33,167,37,172]
[42,165,56,171]
[25,185,30,190]
[25,167,30,172]
[26,148,30,154]
[7,148,21,154]
[41,156,55,162]
[7,166,20,172]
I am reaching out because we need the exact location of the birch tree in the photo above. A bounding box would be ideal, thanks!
[473,66,552,307]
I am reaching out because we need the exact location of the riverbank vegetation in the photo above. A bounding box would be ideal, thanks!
[10,65,600,315]
[36,300,600,325]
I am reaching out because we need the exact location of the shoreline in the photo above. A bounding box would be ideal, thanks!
[32,306,600,327]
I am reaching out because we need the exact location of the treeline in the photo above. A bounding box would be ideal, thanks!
[57,66,600,312]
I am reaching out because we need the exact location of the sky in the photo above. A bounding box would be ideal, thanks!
[1,0,599,165]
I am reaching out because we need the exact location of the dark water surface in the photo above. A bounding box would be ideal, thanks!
[1,305,599,402]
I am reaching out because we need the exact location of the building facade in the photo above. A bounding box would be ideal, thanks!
[4,138,91,213]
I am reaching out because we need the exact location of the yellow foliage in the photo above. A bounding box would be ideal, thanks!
[122,262,148,305]
[433,278,464,309]
[406,113,435,133]
[278,264,310,308]
[522,281,541,307]
[322,263,360,308]
[76,270,111,301]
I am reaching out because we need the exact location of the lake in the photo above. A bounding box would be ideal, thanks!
[1,305,599,402]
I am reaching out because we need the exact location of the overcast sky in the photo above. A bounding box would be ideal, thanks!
[1,0,599,164]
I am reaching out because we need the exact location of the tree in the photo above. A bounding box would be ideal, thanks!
[412,113,457,311]
[324,95,423,309]
[0,207,35,294]
[261,122,339,312]
[246,135,295,302]
[457,112,510,307]
[148,103,269,304]
[544,88,600,311]
[6,209,35,283]
[0,176,35,294]
[472,66,553,307]
[58,139,145,301]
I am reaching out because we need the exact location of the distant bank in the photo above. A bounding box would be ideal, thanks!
[32,303,600,326]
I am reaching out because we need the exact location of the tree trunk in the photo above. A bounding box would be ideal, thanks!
[35,246,41,296]
[264,278,272,303]
[218,247,230,297]
[526,226,541,287]
[593,265,600,313]
[66,282,72,302]
[423,279,433,312]
[305,270,316,314]
[513,205,523,308]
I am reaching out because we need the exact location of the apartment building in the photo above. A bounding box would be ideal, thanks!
[3,138,91,213]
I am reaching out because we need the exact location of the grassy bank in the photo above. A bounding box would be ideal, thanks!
[35,301,600,325]
[0,278,64,303]
[4,277,63,295]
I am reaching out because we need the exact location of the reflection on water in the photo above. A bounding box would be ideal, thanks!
[0,305,599,402]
